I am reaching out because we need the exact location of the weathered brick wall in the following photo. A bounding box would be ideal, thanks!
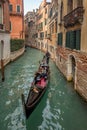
[56,56,67,77]
[77,69,87,101]
[56,46,87,101]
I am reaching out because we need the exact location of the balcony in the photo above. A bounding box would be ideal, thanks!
[64,7,84,28]
[9,11,23,16]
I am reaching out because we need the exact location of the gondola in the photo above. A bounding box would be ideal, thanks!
[21,55,50,119]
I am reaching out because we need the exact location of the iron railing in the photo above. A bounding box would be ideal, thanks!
[64,7,84,28]
[9,11,23,16]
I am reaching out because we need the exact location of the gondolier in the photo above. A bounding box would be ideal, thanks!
[45,51,50,64]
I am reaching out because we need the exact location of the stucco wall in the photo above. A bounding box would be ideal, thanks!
[81,0,87,52]
[10,47,25,61]
[0,33,10,65]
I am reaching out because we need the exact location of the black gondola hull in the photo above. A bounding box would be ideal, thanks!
[22,55,50,119]
[24,83,48,119]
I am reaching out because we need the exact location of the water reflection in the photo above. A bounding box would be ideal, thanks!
[38,99,62,130]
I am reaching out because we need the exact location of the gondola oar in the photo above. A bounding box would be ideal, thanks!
[21,94,27,118]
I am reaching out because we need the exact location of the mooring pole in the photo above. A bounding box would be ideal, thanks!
[1,59,4,81]
[1,40,5,81]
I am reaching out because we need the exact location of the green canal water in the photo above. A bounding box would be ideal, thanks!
[0,48,87,130]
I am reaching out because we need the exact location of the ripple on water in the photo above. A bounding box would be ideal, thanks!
[8,89,14,96]
[4,99,26,130]
[6,100,11,105]
[38,99,62,130]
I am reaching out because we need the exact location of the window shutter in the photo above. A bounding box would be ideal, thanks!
[66,31,70,48]
[76,30,81,50]
[70,31,76,49]
[0,4,2,24]
[58,33,62,46]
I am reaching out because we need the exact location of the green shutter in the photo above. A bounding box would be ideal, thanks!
[58,33,62,46]
[70,31,76,49]
[66,31,70,48]
[76,30,81,50]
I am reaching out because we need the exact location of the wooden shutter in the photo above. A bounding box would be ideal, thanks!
[0,4,2,24]
[66,31,70,48]
[70,31,76,49]
[58,33,62,46]
[76,30,81,50]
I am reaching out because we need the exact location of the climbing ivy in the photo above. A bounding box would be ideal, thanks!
[10,39,24,52]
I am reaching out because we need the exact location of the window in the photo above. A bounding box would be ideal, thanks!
[45,19,47,25]
[49,8,52,18]
[52,23,54,34]
[0,4,2,24]
[60,1,63,22]
[55,20,57,33]
[77,0,83,6]
[67,0,73,13]
[66,30,81,50]
[17,5,20,13]
[45,8,47,14]
[45,31,47,38]
[9,4,13,12]
[10,21,12,31]
[40,32,44,38]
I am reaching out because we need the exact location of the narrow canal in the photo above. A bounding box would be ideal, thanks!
[0,48,87,130]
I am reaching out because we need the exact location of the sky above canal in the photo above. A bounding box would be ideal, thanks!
[24,0,51,14]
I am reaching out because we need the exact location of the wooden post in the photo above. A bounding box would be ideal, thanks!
[1,40,5,81]
[1,59,5,81]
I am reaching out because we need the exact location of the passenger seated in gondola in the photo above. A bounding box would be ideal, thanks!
[36,77,46,89]
[34,69,42,84]
[35,68,48,88]
[34,66,47,82]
